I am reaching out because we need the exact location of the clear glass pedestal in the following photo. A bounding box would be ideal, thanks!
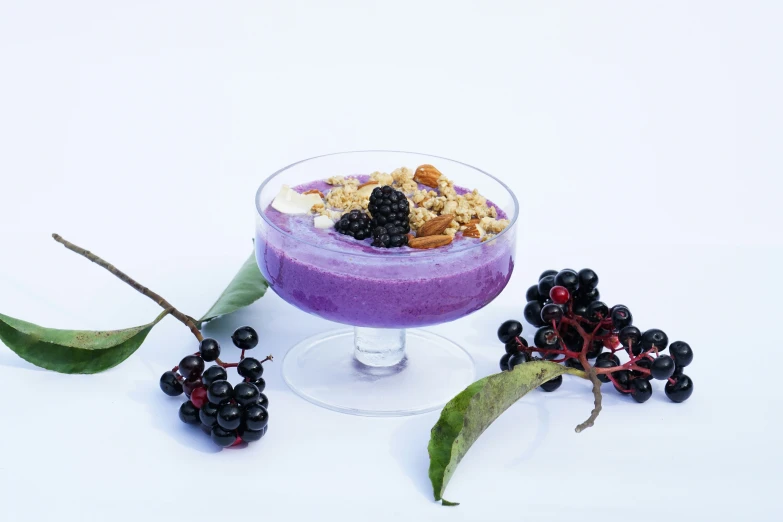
[282,328,476,417]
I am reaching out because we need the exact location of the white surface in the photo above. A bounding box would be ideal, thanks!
[0,1,781,520]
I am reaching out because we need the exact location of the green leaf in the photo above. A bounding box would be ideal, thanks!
[197,252,268,327]
[0,310,168,374]
[428,360,569,504]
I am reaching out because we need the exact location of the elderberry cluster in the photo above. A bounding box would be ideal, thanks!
[497,268,694,403]
[159,326,271,447]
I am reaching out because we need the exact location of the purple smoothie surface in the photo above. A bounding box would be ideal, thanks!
[256,176,516,328]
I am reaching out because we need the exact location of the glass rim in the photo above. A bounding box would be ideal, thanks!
[255,149,520,259]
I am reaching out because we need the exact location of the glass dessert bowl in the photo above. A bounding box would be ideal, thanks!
[255,151,519,416]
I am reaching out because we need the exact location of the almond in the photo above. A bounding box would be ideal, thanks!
[417,214,454,237]
[414,164,442,188]
[356,181,379,197]
[302,189,325,199]
[463,223,486,239]
[409,235,453,250]
[466,218,481,226]
[406,233,415,243]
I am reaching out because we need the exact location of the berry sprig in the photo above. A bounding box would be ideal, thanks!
[498,268,694,406]
[160,326,273,448]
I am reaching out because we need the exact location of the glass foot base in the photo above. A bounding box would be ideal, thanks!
[282,328,476,417]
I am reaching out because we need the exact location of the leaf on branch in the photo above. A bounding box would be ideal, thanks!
[197,252,268,328]
[427,361,568,504]
[0,310,169,374]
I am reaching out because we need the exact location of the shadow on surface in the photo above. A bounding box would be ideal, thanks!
[127,380,222,454]
[389,413,442,502]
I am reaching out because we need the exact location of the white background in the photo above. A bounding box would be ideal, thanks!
[1,1,781,520]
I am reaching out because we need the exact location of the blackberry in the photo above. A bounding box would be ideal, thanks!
[368,186,410,248]
[335,210,373,241]
[160,371,183,396]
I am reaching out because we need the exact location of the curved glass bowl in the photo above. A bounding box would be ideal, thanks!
[255,151,519,416]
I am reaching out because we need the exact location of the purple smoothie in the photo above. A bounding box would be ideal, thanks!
[256,177,516,328]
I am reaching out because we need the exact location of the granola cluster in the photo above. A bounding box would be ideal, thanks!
[319,166,509,240]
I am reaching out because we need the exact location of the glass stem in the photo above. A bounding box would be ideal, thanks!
[354,327,406,367]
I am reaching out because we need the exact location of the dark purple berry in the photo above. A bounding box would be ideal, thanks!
[217,403,242,430]
[540,375,563,392]
[257,393,269,409]
[508,352,530,370]
[596,352,620,366]
[179,401,200,424]
[498,320,524,343]
[554,269,579,292]
[641,329,668,351]
[539,270,558,281]
[651,355,676,380]
[243,403,269,431]
[199,338,221,362]
[499,353,512,371]
[505,337,527,354]
[618,326,642,348]
[665,375,694,403]
[160,371,183,396]
[237,357,264,380]
[533,326,559,350]
[523,301,546,327]
[577,268,599,291]
[211,425,237,447]
[182,376,203,398]
[594,359,618,383]
[526,285,542,302]
[178,355,204,379]
[199,402,220,427]
[251,377,266,393]
[233,382,260,407]
[669,341,693,367]
[239,425,265,442]
[540,303,564,323]
[202,365,228,386]
[610,306,633,330]
[207,380,233,404]
[630,378,652,403]
[232,326,259,350]
[586,301,609,323]
[537,275,557,300]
